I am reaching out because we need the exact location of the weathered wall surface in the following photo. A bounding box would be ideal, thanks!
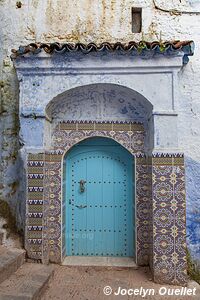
[0,0,200,262]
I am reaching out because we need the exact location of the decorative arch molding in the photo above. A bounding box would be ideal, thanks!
[52,121,145,154]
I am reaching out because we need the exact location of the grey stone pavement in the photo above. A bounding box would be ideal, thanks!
[41,266,200,300]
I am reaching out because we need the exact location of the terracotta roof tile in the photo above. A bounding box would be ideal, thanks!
[11,40,194,63]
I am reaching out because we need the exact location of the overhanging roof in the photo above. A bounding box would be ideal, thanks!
[11,40,194,64]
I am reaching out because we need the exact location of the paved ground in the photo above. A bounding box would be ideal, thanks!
[41,266,200,300]
[0,263,53,299]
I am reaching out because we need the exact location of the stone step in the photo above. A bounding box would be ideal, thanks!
[0,247,26,284]
[0,263,54,300]
[62,256,138,269]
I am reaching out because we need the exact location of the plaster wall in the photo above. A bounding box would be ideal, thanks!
[0,0,200,263]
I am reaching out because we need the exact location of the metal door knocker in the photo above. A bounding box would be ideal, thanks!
[78,180,86,193]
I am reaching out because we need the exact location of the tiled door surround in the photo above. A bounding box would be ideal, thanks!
[27,122,147,263]
[13,45,190,285]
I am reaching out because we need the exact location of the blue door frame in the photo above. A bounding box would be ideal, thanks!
[65,137,135,257]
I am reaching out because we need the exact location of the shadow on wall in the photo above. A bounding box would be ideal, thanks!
[45,83,153,152]
[185,156,200,265]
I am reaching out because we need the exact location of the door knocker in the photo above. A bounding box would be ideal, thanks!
[78,180,86,193]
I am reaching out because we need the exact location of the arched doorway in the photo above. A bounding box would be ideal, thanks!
[44,83,152,266]
[64,137,135,259]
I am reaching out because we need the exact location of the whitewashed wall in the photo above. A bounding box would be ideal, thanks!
[0,0,200,263]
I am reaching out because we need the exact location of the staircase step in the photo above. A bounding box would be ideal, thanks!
[0,247,26,284]
[0,263,54,300]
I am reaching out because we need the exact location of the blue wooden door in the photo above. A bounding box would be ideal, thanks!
[65,138,135,257]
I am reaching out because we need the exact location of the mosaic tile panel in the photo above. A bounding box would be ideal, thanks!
[27,153,45,260]
[136,155,151,266]
[59,121,144,132]
[54,121,145,156]
[42,155,50,264]
[148,164,154,273]
[152,153,187,286]
[44,151,63,263]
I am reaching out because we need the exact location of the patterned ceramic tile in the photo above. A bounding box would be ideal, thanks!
[26,153,45,260]
[135,155,151,266]
[152,152,187,285]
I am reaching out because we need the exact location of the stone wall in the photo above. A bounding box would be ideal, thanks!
[0,0,200,263]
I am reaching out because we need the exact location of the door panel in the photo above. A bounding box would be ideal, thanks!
[65,138,135,257]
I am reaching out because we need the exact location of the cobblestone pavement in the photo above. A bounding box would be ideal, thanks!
[41,266,200,300]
